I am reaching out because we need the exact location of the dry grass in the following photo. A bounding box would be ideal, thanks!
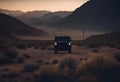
[22,63,40,73]
[1,41,120,82]
[0,47,21,65]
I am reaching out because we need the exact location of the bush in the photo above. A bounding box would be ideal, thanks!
[93,49,99,52]
[34,65,67,82]
[80,58,83,61]
[59,57,77,69]
[76,55,120,82]
[0,44,11,51]
[109,44,116,48]
[0,47,20,65]
[4,47,18,58]
[23,54,31,59]
[22,64,40,72]
[40,46,47,50]
[16,43,27,49]
[37,60,43,63]
[116,46,120,49]
[0,71,21,79]
[34,46,39,49]
[17,57,24,64]
[44,62,50,65]
[52,59,58,64]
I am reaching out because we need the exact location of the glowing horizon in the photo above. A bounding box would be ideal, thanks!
[0,0,88,12]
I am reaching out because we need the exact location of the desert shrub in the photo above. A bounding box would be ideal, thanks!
[34,65,66,82]
[23,54,31,59]
[1,68,10,72]
[44,62,50,65]
[7,79,17,82]
[109,44,116,48]
[116,46,120,49]
[16,43,27,49]
[0,44,11,51]
[40,46,47,50]
[80,58,83,61]
[0,53,5,64]
[76,55,120,82]
[84,57,88,60]
[52,59,58,64]
[22,64,40,72]
[17,57,24,63]
[92,49,99,52]
[33,65,77,82]
[9,42,16,47]
[59,57,77,69]
[4,47,18,58]
[114,52,120,62]
[39,44,48,50]
[0,48,20,65]
[0,72,21,79]
[28,45,32,48]
[34,46,39,49]
[37,60,43,63]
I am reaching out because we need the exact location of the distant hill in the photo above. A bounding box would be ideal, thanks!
[16,11,71,28]
[0,13,47,40]
[17,10,51,19]
[83,32,120,45]
[54,0,120,32]
[19,11,71,28]
[0,9,72,28]
[0,9,23,16]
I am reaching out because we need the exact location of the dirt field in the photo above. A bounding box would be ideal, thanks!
[0,45,120,82]
[17,45,119,61]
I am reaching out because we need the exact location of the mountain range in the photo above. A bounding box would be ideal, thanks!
[54,0,120,32]
[0,13,47,40]
[0,9,72,28]
[17,11,71,28]
[0,9,23,16]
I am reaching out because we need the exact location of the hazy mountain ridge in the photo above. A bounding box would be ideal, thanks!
[0,13,47,40]
[16,11,71,28]
[0,9,72,28]
[54,0,120,32]
[0,9,23,16]
[84,32,120,45]
[20,11,71,28]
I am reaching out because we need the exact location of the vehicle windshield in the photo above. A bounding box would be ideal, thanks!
[55,37,71,41]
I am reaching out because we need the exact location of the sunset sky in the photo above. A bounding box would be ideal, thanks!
[0,0,88,12]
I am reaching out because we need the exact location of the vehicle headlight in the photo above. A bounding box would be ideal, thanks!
[54,42,57,45]
[68,42,72,45]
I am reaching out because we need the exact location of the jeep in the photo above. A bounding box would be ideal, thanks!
[53,36,72,54]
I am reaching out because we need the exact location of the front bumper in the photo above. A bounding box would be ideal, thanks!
[54,43,71,51]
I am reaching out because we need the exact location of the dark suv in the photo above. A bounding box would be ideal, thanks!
[53,36,72,54]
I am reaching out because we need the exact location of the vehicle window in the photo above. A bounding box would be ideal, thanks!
[55,37,71,41]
